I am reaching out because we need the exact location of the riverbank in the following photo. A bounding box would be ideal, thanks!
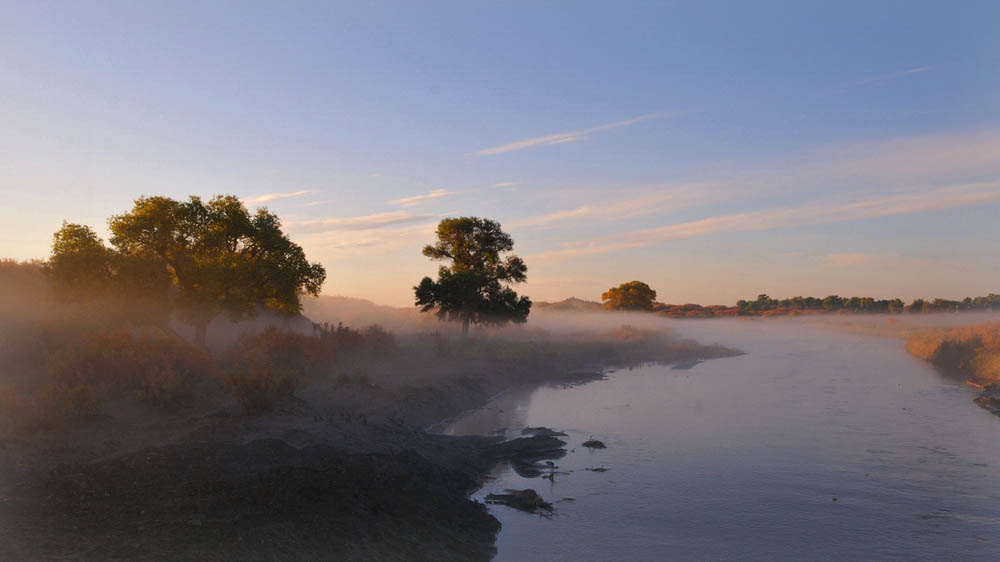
[0,321,739,561]
[904,321,1000,417]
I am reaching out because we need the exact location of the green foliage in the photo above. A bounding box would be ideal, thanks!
[100,194,326,344]
[602,281,657,311]
[46,223,114,297]
[414,217,531,333]
[732,293,986,316]
[45,223,173,328]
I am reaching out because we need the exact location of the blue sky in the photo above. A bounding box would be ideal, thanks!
[2,1,999,306]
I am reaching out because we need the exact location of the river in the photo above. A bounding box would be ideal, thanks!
[442,319,1000,561]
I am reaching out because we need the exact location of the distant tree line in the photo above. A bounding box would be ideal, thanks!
[592,281,1000,318]
[736,293,1000,315]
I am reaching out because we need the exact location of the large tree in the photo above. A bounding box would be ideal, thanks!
[105,195,326,346]
[46,222,114,298]
[414,217,531,335]
[601,281,657,311]
[47,222,173,327]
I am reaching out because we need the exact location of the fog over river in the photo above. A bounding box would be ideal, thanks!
[444,319,1000,561]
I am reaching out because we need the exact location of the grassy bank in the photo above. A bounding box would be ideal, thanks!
[904,322,1000,385]
[904,321,1000,417]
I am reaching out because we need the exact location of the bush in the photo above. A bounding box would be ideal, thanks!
[225,368,298,413]
[37,383,103,422]
[430,332,450,357]
[47,330,212,409]
[225,324,397,381]
[220,324,396,410]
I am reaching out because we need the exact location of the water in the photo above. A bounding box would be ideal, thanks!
[443,320,1000,561]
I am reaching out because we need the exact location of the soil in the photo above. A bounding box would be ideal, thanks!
[0,334,740,561]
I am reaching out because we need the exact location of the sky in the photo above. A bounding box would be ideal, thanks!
[2,1,999,307]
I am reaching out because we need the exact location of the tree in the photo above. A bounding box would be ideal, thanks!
[601,281,657,311]
[108,195,326,346]
[46,222,114,298]
[414,217,531,335]
[822,295,843,311]
[46,222,175,329]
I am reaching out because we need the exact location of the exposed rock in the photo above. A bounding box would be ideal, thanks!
[485,489,552,513]
[973,391,1000,417]
[581,437,607,449]
[520,426,568,438]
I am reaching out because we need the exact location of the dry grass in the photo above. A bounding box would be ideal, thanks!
[47,330,214,411]
[905,321,1000,383]
[220,324,396,411]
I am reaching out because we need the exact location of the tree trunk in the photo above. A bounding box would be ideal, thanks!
[194,321,208,348]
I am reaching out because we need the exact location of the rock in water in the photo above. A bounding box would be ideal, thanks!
[485,489,553,513]
[581,436,607,449]
[521,426,569,437]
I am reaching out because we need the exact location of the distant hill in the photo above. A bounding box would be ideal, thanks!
[534,297,604,312]
[303,295,425,331]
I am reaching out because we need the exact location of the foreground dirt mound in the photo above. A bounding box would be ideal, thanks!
[2,439,500,562]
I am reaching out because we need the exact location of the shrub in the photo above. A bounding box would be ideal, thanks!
[430,332,451,357]
[219,324,397,409]
[362,324,397,354]
[225,367,298,413]
[226,324,397,379]
[37,383,103,422]
[227,328,324,376]
[47,330,212,409]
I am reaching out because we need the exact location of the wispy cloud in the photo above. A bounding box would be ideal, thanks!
[388,189,454,207]
[824,252,877,266]
[302,199,331,207]
[291,211,434,234]
[244,189,317,204]
[840,65,935,89]
[529,181,1000,263]
[509,183,718,229]
[472,112,671,156]
[492,181,521,188]
[299,221,438,258]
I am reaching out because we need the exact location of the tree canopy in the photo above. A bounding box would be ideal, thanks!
[602,281,657,311]
[47,195,326,345]
[46,223,114,296]
[414,217,531,334]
